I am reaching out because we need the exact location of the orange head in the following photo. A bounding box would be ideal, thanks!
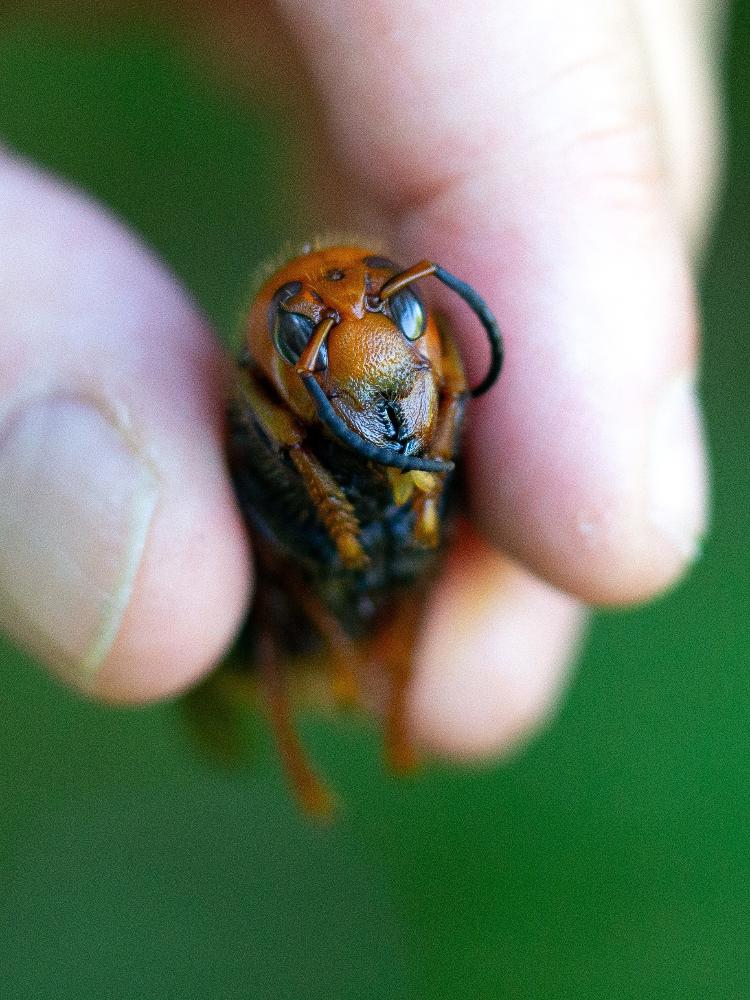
[242,244,503,473]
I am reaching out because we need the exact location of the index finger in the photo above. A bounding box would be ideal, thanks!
[275,0,710,604]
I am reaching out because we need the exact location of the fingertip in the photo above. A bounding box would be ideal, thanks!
[410,527,585,760]
[468,350,708,607]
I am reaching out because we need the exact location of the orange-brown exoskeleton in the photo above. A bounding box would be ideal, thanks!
[203,243,502,815]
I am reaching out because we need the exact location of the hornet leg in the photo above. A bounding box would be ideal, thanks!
[233,367,367,570]
[258,619,335,819]
[372,591,426,774]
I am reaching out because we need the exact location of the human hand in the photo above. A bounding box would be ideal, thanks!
[0,1,723,757]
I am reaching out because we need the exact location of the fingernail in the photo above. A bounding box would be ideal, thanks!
[0,396,159,685]
[648,371,707,560]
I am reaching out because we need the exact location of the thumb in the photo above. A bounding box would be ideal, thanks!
[0,153,251,702]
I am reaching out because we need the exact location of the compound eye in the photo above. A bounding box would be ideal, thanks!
[269,281,328,369]
[388,287,426,341]
[273,311,329,369]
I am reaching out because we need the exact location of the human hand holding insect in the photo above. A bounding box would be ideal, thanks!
[0,3,722,776]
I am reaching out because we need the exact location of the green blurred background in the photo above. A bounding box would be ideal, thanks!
[0,8,748,999]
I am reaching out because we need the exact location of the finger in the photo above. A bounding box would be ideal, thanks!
[411,525,585,759]
[634,0,727,252]
[0,152,251,703]
[275,0,710,604]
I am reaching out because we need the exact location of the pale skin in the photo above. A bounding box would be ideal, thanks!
[0,2,724,758]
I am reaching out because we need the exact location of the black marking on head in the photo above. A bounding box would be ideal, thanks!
[325,268,345,281]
